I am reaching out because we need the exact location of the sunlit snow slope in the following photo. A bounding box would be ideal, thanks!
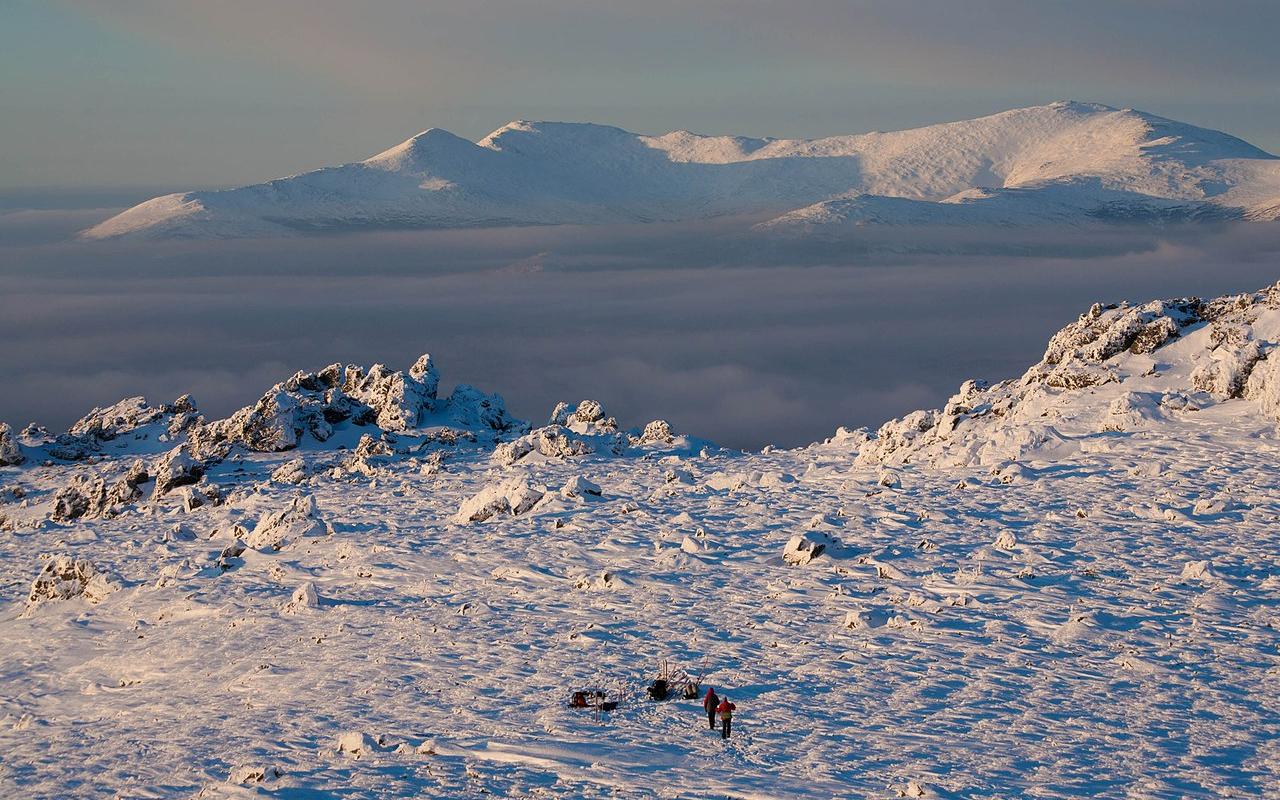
[83,101,1280,239]
[3,283,1280,797]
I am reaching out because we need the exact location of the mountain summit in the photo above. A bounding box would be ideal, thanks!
[83,102,1280,239]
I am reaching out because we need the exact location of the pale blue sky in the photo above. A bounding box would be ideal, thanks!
[3,0,1278,192]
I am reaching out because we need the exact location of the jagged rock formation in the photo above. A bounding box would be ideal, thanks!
[49,460,151,521]
[856,282,1280,467]
[70,395,198,441]
[187,354,517,456]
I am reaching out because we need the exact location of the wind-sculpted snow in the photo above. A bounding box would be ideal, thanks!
[4,285,1280,797]
[84,101,1280,239]
[856,281,1280,467]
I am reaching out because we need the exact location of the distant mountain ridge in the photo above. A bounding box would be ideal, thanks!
[83,101,1280,239]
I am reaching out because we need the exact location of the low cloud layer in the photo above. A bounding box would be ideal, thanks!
[2,216,1279,449]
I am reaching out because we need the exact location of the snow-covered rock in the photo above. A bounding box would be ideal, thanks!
[270,458,312,484]
[282,582,320,613]
[0,422,26,466]
[336,731,376,757]
[227,764,284,785]
[245,494,332,551]
[560,475,602,499]
[783,531,836,565]
[70,397,162,440]
[857,282,1280,467]
[453,480,545,523]
[493,426,594,466]
[25,555,120,610]
[150,445,206,499]
[188,355,519,456]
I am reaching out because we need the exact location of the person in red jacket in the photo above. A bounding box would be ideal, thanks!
[716,697,736,740]
[702,687,719,730]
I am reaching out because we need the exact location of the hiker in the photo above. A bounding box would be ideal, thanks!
[702,687,719,730]
[717,696,736,740]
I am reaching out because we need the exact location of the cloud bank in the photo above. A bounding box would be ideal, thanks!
[2,217,1278,449]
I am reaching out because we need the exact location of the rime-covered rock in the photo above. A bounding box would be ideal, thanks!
[51,476,106,521]
[453,480,545,523]
[858,282,1280,467]
[783,531,836,565]
[245,494,331,551]
[561,475,602,498]
[493,426,594,466]
[68,395,199,443]
[632,419,675,445]
[26,555,120,610]
[270,458,311,484]
[282,582,320,613]
[0,422,24,466]
[189,354,518,455]
[69,397,163,440]
[151,445,207,499]
[46,433,101,462]
[551,400,618,433]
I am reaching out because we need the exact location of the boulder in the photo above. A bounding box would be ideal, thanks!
[635,419,674,444]
[26,555,120,610]
[783,531,836,565]
[282,582,320,613]
[561,475,602,498]
[151,444,207,498]
[453,480,545,523]
[245,494,331,551]
[0,422,25,466]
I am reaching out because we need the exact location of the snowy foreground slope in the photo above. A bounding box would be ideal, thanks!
[84,101,1280,239]
[4,285,1280,798]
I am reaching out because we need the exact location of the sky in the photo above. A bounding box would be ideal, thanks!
[2,0,1278,194]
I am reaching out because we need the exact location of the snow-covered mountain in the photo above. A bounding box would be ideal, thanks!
[3,281,1280,796]
[83,101,1280,239]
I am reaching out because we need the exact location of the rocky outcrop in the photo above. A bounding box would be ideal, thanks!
[69,395,200,442]
[1023,298,1203,389]
[187,354,518,456]
[856,282,1280,467]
